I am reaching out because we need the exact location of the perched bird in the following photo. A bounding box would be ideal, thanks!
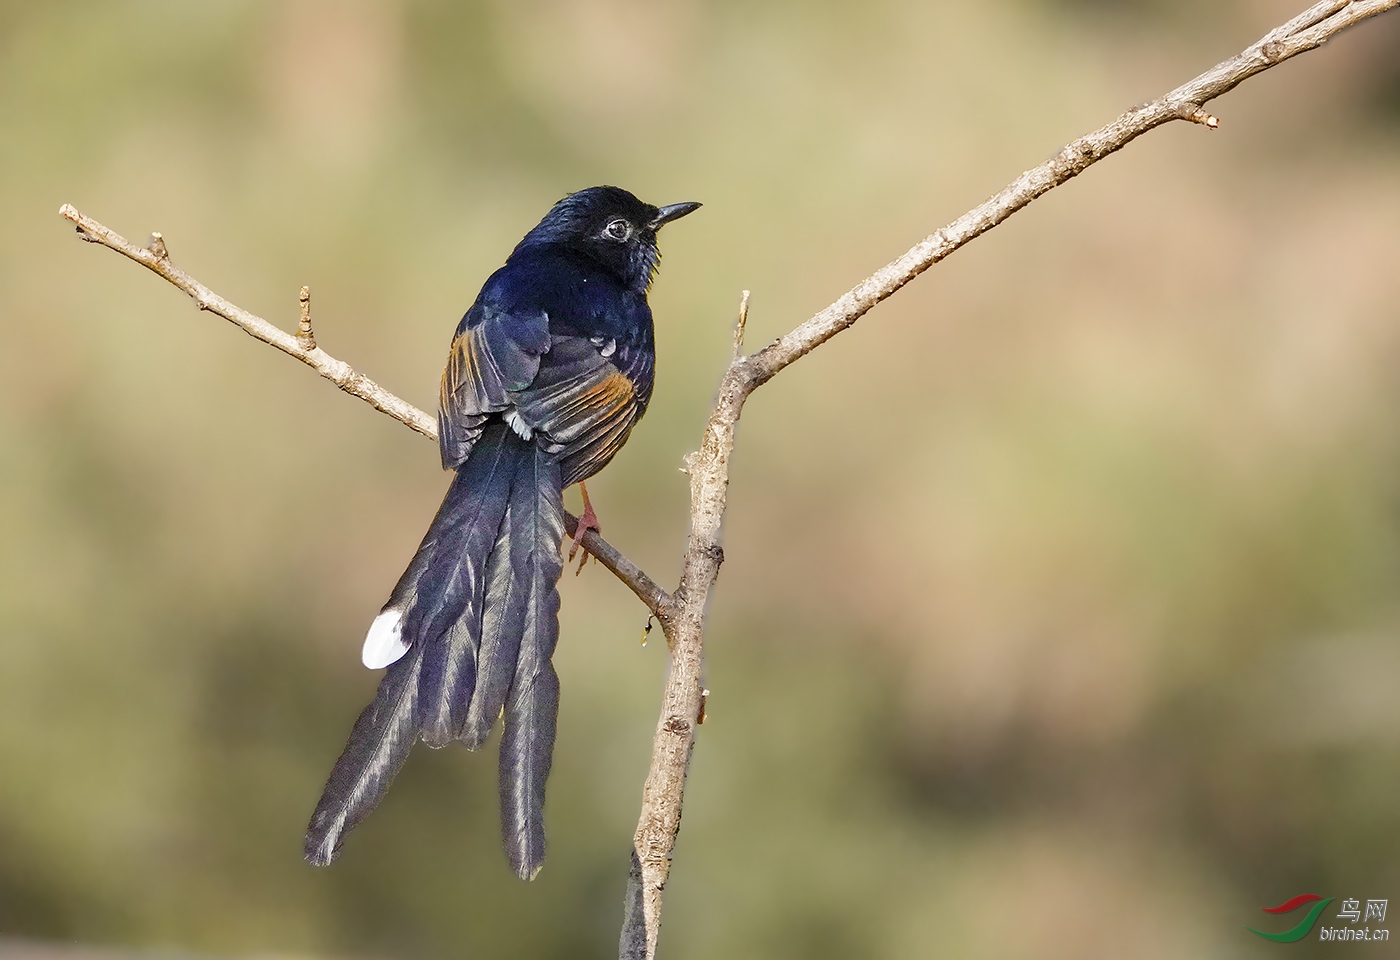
[304,186,700,879]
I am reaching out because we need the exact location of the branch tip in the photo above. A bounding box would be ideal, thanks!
[59,203,93,242]
[1176,102,1220,128]
[732,290,751,358]
[297,285,317,351]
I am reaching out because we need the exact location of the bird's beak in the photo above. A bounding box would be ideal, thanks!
[651,202,702,229]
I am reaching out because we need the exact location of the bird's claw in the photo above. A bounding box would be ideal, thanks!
[568,483,601,576]
[568,515,600,575]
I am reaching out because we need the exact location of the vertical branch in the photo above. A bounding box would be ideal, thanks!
[625,293,756,959]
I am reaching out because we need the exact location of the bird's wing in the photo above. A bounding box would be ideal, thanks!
[508,332,643,486]
[438,304,552,469]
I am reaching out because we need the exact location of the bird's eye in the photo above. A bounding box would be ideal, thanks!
[604,219,631,241]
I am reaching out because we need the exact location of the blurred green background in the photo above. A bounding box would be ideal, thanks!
[3,1,1400,957]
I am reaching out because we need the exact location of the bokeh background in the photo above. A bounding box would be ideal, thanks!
[3,1,1400,957]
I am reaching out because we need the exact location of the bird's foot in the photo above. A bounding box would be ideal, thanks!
[568,481,601,575]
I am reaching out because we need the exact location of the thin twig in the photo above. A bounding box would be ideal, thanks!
[740,0,1400,390]
[56,203,673,619]
[59,203,439,439]
[732,290,750,360]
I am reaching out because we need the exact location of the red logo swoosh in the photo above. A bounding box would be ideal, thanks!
[1262,894,1323,914]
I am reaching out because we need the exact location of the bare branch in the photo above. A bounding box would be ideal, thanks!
[739,0,1400,390]
[56,203,673,619]
[59,203,438,439]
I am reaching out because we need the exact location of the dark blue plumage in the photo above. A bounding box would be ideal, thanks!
[304,186,699,879]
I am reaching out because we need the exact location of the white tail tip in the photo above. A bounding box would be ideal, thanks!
[362,608,409,669]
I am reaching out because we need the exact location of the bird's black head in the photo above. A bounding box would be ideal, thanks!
[513,185,701,293]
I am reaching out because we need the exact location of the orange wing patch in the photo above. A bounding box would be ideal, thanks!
[565,369,634,420]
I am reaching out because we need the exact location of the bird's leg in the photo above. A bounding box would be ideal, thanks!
[568,481,602,575]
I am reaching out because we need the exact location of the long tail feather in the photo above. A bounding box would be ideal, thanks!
[305,422,519,864]
[498,442,565,880]
[460,499,528,749]
[416,429,514,747]
[304,644,424,866]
